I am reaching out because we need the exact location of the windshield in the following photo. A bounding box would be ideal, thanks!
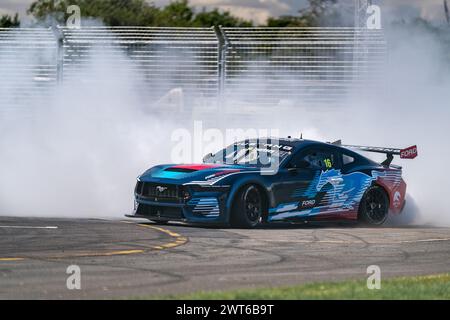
[204,141,293,168]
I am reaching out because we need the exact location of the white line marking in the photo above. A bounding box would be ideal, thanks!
[0,225,58,229]
[400,238,450,243]
[258,238,450,244]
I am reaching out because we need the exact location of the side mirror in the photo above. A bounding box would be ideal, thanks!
[202,153,214,163]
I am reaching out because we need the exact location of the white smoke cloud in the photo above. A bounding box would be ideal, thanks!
[261,23,450,226]
[0,44,181,218]
[0,21,449,227]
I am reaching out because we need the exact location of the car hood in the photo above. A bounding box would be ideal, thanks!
[139,163,258,184]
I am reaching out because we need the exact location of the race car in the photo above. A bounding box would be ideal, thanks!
[126,138,417,228]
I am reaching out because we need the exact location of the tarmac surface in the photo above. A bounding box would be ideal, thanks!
[1,216,449,299]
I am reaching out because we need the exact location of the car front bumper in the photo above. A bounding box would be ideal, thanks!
[126,185,230,225]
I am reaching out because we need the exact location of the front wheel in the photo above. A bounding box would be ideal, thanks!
[231,185,263,228]
[358,185,389,226]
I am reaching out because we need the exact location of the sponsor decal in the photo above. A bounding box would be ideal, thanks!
[400,145,418,159]
[301,199,316,208]
[205,169,241,180]
[271,169,388,221]
[393,191,402,208]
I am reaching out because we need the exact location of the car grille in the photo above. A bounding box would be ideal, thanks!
[135,204,184,220]
[135,182,181,202]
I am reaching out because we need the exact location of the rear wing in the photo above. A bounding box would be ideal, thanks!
[331,140,418,166]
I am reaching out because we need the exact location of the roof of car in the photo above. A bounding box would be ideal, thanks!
[234,137,328,146]
[242,138,330,149]
[275,138,376,164]
[233,137,376,164]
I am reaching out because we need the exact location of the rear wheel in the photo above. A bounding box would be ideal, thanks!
[231,185,263,228]
[358,186,389,226]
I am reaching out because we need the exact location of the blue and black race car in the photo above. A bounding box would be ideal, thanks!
[127,138,417,228]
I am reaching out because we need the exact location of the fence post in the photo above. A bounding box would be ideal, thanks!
[214,25,227,111]
[52,26,64,85]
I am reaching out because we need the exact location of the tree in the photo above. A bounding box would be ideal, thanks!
[156,0,194,27]
[267,16,310,27]
[27,0,252,27]
[193,8,252,27]
[82,0,159,26]
[0,13,20,28]
[28,0,160,26]
[302,0,338,24]
[27,0,68,24]
[267,0,349,27]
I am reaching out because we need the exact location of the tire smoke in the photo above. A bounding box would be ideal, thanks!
[0,23,449,226]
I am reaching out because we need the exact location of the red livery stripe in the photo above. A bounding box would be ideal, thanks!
[171,164,222,171]
[213,169,241,176]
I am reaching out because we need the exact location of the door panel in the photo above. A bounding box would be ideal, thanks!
[269,146,344,222]
[269,168,319,221]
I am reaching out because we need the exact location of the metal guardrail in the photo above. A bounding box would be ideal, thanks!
[0,26,386,113]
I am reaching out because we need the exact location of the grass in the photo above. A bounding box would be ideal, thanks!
[156,273,450,300]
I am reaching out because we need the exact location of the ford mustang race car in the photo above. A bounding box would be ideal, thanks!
[126,138,417,228]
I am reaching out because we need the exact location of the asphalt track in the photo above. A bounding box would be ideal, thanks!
[0,216,449,299]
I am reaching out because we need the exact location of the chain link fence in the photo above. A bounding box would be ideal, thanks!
[0,26,386,114]
[0,27,58,117]
[220,27,385,111]
[59,26,219,110]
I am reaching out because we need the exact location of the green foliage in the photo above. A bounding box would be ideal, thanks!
[267,0,348,27]
[193,9,252,27]
[157,273,450,300]
[27,0,253,27]
[0,13,20,28]
[157,0,194,27]
[27,0,159,26]
[267,16,310,28]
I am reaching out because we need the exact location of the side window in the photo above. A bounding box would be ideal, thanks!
[291,148,338,170]
[343,154,355,166]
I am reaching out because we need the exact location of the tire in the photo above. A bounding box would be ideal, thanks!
[358,185,389,226]
[231,185,263,228]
